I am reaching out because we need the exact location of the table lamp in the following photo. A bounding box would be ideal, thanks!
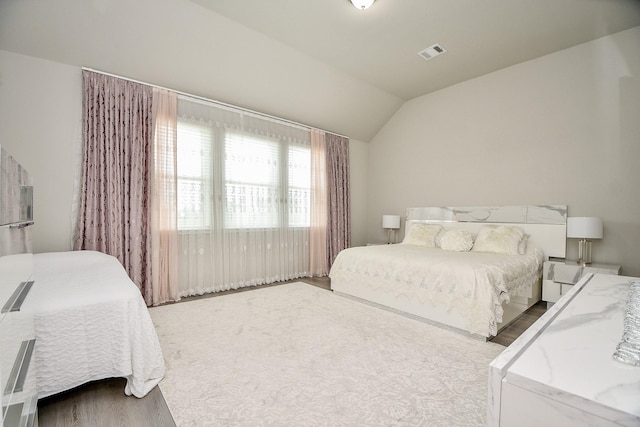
[382,215,401,244]
[567,217,603,265]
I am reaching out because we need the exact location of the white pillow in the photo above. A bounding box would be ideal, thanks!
[518,234,530,255]
[440,229,474,252]
[401,223,443,247]
[472,225,525,255]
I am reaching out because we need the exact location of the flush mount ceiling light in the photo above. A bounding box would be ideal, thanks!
[350,0,375,10]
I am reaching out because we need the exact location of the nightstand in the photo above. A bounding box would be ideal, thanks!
[542,260,621,307]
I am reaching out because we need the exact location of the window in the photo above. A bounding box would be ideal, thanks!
[176,122,310,230]
[224,133,280,229]
[176,122,212,229]
[288,145,311,228]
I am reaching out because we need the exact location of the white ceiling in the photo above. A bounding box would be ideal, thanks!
[190,0,640,100]
[0,0,639,141]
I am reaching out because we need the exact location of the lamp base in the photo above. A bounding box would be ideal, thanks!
[577,239,592,265]
[386,229,397,244]
[387,228,396,245]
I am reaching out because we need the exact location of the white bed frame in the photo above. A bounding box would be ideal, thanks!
[331,205,567,338]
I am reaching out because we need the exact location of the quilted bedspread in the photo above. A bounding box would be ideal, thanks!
[26,251,165,398]
[329,244,543,336]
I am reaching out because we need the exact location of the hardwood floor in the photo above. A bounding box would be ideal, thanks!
[38,277,542,427]
[38,378,175,427]
[488,301,547,346]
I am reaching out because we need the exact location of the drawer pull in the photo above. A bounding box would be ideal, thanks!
[1,281,34,313]
[1,395,38,427]
[3,339,36,395]
[8,221,34,229]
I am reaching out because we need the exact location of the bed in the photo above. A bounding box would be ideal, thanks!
[24,250,166,398]
[1,147,164,427]
[330,205,567,338]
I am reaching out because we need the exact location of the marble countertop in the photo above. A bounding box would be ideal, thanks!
[506,274,640,423]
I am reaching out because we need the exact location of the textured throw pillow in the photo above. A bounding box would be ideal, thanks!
[401,223,443,247]
[440,229,474,252]
[472,225,525,255]
[518,234,530,255]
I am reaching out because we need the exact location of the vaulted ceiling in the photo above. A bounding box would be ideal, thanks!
[1,0,639,141]
[191,0,640,100]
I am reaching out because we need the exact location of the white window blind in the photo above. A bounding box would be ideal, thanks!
[224,132,281,229]
[176,122,213,229]
[288,145,311,228]
[175,99,311,231]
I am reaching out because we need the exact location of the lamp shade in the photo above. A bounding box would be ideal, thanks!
[382,215,400,229]
[567,217,603,239]
[350,0,375,9]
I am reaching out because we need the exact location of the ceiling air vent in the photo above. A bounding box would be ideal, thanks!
[418,44,446,61]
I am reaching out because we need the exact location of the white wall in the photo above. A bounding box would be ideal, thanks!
[349,139,369,247]
[0,50,81,253]
[367,27,640,276]
[0,50,370,254]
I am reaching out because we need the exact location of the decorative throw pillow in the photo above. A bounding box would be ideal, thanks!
[472,225,525,255]
[401,223,443,247]
[440,229,474,252]
[518,234,530,255]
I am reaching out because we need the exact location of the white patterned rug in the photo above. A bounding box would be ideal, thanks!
[150,282,504,426]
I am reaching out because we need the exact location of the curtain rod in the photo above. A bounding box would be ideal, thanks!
[82,67,349,139]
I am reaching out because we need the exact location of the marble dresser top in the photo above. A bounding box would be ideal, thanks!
[506,273,640,423]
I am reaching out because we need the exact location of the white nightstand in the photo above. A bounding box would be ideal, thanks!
[542,260,621,307]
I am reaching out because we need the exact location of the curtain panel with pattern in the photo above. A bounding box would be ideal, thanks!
[74,70,154,304]
[326,134,351,268]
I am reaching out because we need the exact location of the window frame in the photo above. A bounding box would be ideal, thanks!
[175,119,311,231]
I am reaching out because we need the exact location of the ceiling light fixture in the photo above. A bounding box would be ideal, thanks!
[350,0,375,10]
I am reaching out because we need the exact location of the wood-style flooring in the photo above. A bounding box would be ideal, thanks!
[38,277,544,427]
[488,300,547,346]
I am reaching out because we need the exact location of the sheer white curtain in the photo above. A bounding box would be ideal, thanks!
[150,88,180,305]
[310,129,328,276]
[176,96,311,296]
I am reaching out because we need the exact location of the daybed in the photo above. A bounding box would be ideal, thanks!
[330,205,567,338]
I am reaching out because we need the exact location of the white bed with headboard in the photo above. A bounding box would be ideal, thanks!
[329,205,567,338]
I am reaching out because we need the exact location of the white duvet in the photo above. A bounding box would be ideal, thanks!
[26,251,165,398]
[329,244,543,336]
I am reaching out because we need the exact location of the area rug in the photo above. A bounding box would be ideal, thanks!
[150,282,505,426]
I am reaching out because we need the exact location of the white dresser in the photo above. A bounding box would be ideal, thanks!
[0,253,38,427]
[1,146,38,427]
[542,259,620,307]
[488,273,640,426]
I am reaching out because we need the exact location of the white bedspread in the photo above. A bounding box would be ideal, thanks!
[26,251,165,398]
[329,244,543,336]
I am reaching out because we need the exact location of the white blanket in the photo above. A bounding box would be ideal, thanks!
[26,251,165,398]
[329,244,543,335]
